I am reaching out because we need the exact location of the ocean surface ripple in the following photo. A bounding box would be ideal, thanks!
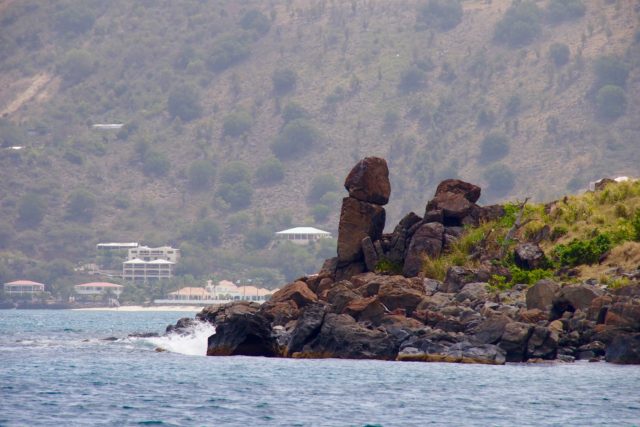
[1,310,639,427]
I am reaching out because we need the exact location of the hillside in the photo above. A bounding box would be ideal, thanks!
[0,0,638,291]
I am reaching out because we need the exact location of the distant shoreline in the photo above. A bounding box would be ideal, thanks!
[71,305,204,312]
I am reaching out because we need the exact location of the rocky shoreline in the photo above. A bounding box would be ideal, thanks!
[169,157,640,364]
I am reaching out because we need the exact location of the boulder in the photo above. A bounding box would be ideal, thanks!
[402,222,444,277]
[477,204,506,223]
[514,243,548,270]
[526,280,559,312]
[499,322,533,362]
[361,236,379,272]
[337,197,386,263]
[427,192,474,225]
[605,332,640,364]
[551,285,602,319]
[376,275,426,313]
[526,326,558,360]
[434,179,481,203]
[260,300,300,326]
[455,282,489,303]
[197,301,261,325]
[269,281,318,307]
[207,311,278,357]
[287,303,326,355]
[604,302,640,331]
[398,337,505,365]
[473,315,511,344]
[298,313,398,359]
[442,266,490,293]
[342,296,386,323]
[326,281,360,313]
[587,295,612,322]
[344,157,391,205]
[335,261,366,282]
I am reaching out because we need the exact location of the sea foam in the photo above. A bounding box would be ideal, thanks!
[142,321,215,356]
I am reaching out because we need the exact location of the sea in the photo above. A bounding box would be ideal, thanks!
[1,310,639,427]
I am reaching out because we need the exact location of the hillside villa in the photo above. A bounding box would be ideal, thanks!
[3,280,46,296]
[74,282,124,299]
[275,227,332,245]
[157,280,278,305]
[122,245,180,282]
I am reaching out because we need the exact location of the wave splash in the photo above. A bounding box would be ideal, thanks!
[142,321,215,356]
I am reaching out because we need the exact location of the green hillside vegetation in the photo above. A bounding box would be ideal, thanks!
[0,0,638,295]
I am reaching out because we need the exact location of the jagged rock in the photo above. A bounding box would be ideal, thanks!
[604,302,640,331]
[551,285,602,319]
[342,296,386,323]
[435,179,481,203]
[426,192,474,225]
[416,293,454,311]
[605,333,640,364]
[526,326,558,360]
[473,315,511,344]
[344,156,391,205]
[423,208,444,223]
[298,313,398,360]
[518,308,548,323]
[287,303,327,355]
[361,236,379,272]
[398,337,505,365]
[335,261,366,282]
[526,279,560,312]
[379,314,425,342]
[165,317,197,334]
[207,311,278,357]
[325,281,360,313]
[499,322,533,362]
[514,243,548,270]
[402,222,444,277]
[442,266,490,293]
[588,295,613,322]
[319,257,338,277]
[260,300,300,326]
[337,197,386,263]
[377,276,426,313]
[197,301,261,325]
[455,282,489,303]
[423,278,441,294]
[269,281,318,307]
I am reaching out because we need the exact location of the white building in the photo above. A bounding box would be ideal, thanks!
[3,280,45,296]
[123,258,174,282]
[74,282,123,298]
[97,242,139,251]
[127,246,180,263]
[275,227,332,245]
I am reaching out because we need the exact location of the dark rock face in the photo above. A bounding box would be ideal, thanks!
[605,302,640,330]
[605,333,640,364]
[442,266,489,293]
[551,285,602,319]
[435,179,481,203]
[403,222,444,277]
[207,311,278,357]
[344,157,391,205]
[287,303,326,356]
[473,315,511,344]
[398,337,505,365]
[499,322,533,362]
[526,280,560,312]
[337,197,386,264]
[299,313,398,360]
[514,243,547,270]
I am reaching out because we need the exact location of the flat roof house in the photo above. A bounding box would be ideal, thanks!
[275,227,332,245]
[123,258,175,282]
[3,280,46,296]
[74,282,124,298]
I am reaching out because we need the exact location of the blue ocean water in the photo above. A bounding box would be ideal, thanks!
[1,310,639,427]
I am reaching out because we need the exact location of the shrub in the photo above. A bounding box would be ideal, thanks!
[631,211,640,241]
[480,133,509,162]
[477,109,495,128]
[549,43,570,67]
[308,175,340,203]
[398,66,426,93]
[505,94,521,117]
[66,189,96,222]
[54,4,95,36]
[216,181,253,210]
[281,102,309,124]
[244,227,273,250]
[58,50,95,85]
[595,85,626,119]
[311,204,331,222]
[207,34,251,72]
[255,158,284,184]
[416,0,463,31]
[483,164,516,197]
[550,225,568,241]
[594,56,630,88]
[17,194,45,227]
[222,111,252,137]
[546,0,586,24]
[188,160,215,190]
[553,234,612,266]
[142,151,170,177]
[220,161,250,184]
[0,119,26,147]
[239,10,271,36]
[167,84,202,122]
[271,119,320,159]
[494,1,542,48]
[272,68,297,95]
[185,219,221,246]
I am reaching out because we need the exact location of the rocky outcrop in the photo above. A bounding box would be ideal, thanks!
[344,156,391,205]
[514,243,548,270]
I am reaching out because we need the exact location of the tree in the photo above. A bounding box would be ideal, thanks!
[239,10,271,36]
[220,161,250,184]
[416,0,463,31]
[271,119,320,159]
[595,85,626,120]
[244,227,273,250]
[255,158,284,184]
[272,68,297,95]
[54,4,95,36]
[546,0,586,24]
[168,84,202,122]
[484,164,516,198]
[207,34,251,72]
[188,160,216,190]
[185,219,222,247]
[0,119,26,147]
[142,151,170,177]
[281,102,309,124]
[549,43,570,67]
[308,175,340,203]
[480,133,510,162]
[58,50,95,85]
[17,194,45,227]
[494,2,542,48]
[222,111,252,138]
[66,190,96,222]
[594,56,630,88]
[398,66,426,93]
[311,204,331,222]
[216,182,253,210]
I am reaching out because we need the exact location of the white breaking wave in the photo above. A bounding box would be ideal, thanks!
[142,321,216,356]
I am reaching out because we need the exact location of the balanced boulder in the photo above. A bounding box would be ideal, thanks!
[344,156,391,205]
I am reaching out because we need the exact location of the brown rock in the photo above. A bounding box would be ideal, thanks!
[519,308,548,323]
[552,285,602,319]
[430,192,474,222]
[402,222,444,277]
[337,197,386,263]
[334,261,366,282]
[196,301,261,324]
[342,296,386,323]
[435,179,481,203]
[361,236,379,272]
[605,302,640,330]
[588,295,613,322]
[260,300,300,326]
[326,281,360,313]
[269,281,318,307]
[344,157,391,205]
[514,243,548,270]
[526,279,560,312]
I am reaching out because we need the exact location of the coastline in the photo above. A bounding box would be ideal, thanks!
[72,305,204,312]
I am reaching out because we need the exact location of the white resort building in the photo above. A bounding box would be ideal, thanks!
[3,280,46,296]
[275,227,332,245]
[74,282,124,298]
[121,245,180,282]
[157,280,277,305]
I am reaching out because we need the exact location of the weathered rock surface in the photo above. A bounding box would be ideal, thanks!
[206,310,278,357]
[605,333,640,364]
[526,280,559,312]
[337,197,386,263]
[403,222,444,277]
[344,156,391,205]
[514,243,547,270]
